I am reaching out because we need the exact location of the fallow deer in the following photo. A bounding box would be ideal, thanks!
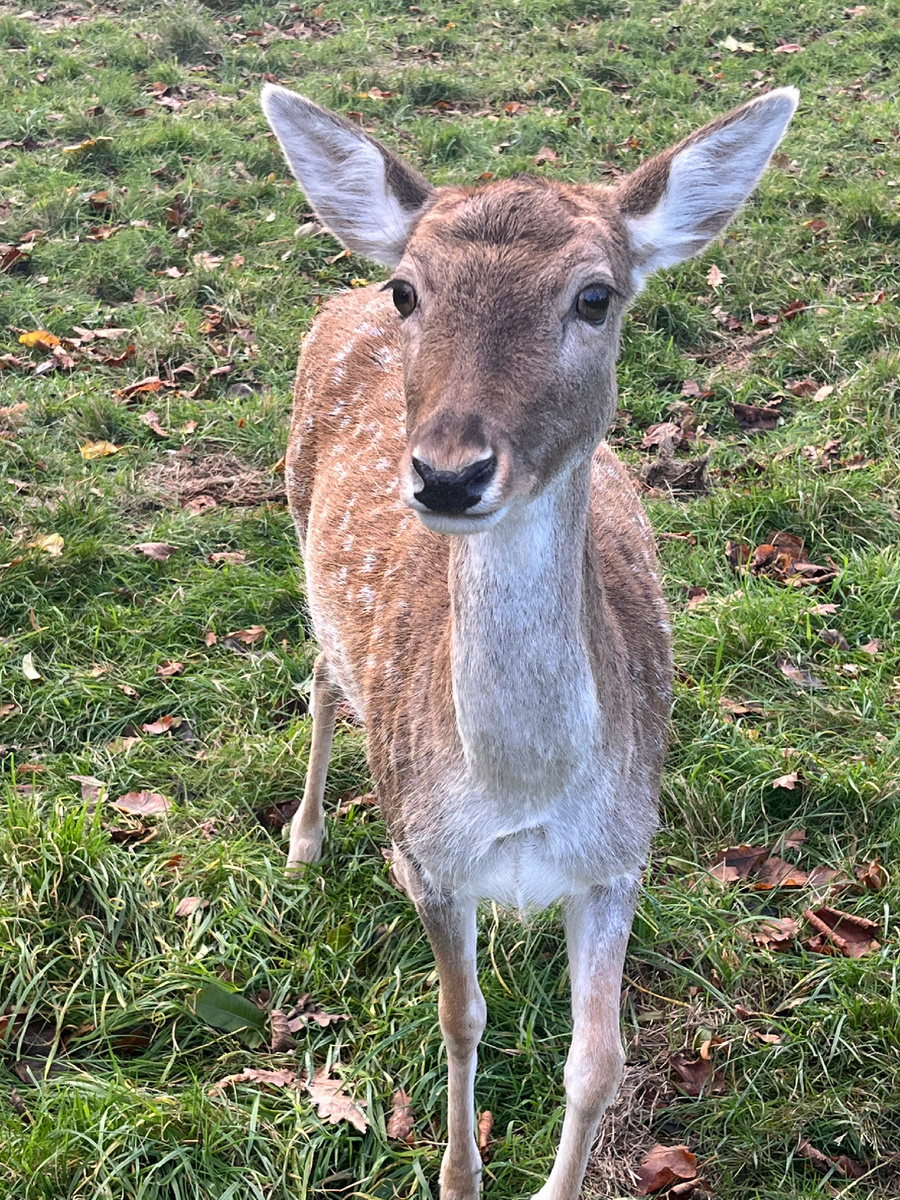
[262,84,798,1199]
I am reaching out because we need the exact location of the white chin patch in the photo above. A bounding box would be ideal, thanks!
[414,507,508,536]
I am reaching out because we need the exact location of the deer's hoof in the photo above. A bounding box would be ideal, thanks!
[286,834,323,870]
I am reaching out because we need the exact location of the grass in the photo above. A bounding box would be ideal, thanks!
[1,0,899,1197]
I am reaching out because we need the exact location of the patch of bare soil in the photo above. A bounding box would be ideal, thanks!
[142,450,285,511]
[585,997,723,1198]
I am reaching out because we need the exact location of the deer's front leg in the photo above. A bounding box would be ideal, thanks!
[533,878,638,1200]
[413,883,486,1200]
[287,653,340,869]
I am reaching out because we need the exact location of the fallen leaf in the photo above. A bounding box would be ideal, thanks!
[670,1053,723,1096]
[808,602,839,616]
[709,844,770,884]
[771,773,799,791]
[155,661,184,677]
[134,542,179,562]
[386,1088,415,1141]
[142,715,181,735]
[62,136,113,152]
[856,860,887,892]
[747,916,800,950]
[29,533,64,556]
[269,1009,294,1053]
[284,994,348,1031]
[139,411,169,437]
[641,421,683,450]
[209,1067,297,1095]
[718,696,766,720]
[725,540,751,570]
[204,631,218,646]
[859,639,881,655]
[195,982,267,1046]
[306,1067,368,1133]
[477,1110,494,1162]
[80,439,120,459]
[797,1139,865,1179]
[535,146,558,165]
[819,628,849,650]
[112,790,172,816]
[209,551,246,565]
[706,263,724,288]
[781,828,807,852]
[184,494,218,515]
[686,587,709,609]
[117,375,163,399]
[784,376,818,397]
[729,401,781,432]
[773,40,804,52]
[226,625,265,645]
[804,905,880,958]
[19,330,61,350]
[778,659,825,690]
[174,896,209,917]
[635,1144,698,1195]
[754,854,807,888]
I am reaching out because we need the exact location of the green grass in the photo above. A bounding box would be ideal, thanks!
[1,0,899,1197]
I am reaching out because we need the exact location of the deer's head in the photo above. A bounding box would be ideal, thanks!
[263,86,797,534]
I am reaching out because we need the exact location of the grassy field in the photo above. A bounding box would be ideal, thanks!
[1,0,899,1197]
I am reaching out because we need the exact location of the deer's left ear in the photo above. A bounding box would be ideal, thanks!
[617,88,799,290]
[262,85,435,267]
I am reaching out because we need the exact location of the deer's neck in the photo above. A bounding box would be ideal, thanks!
[447,458,599,799]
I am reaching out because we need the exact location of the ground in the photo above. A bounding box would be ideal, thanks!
[0,0,898,1197]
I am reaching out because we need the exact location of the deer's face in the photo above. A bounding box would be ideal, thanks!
[389,182,633,534]
[263,84,798,534]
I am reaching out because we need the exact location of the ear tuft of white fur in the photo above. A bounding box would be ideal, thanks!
[261,85,433,267]
[625,87,799,289]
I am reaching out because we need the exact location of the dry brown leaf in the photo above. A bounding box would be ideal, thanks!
[155,661,184,677]
[729,401,780,432]
[204,631,218,646]
[386,1087,415,1141]
[139,410,169,437]
[778,659,825,690]
[819,628,849,650]
[804,905,880,958]
[856,860,887,892]
[718,696,766,719]
[306,1067,367,1133]
[142,715,181,735]
[535,146,558,165]
[859,639,881,655]
[174,896,209,917]
[771,773,800,791]
[686,587,709,609]
[477,1110,494,1162]
[635,1144,698,1195]
[209,1067,297,1095]
[284,994,348,1031]
[134,542,179,562]
[209,551,247,565]
[112,790,172,816]
[747,916,800,950]
[709,844,770,883]
[797,1138,865,1179]
[226,625,265,645]
[670,1053,723,1096]
[753,855,807,888]
[706,263,724,288]
[269,1009,294,1053]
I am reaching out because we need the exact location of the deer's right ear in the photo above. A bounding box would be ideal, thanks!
[617,87,799,291]
[261,86,435,267]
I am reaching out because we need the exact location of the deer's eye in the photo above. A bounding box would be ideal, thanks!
[575,285,611,324]
[391,281,418,317]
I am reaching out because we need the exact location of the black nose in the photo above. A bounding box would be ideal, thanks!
[411,455,497,514]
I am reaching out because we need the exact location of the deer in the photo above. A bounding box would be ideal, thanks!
[261,83,798,1199]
